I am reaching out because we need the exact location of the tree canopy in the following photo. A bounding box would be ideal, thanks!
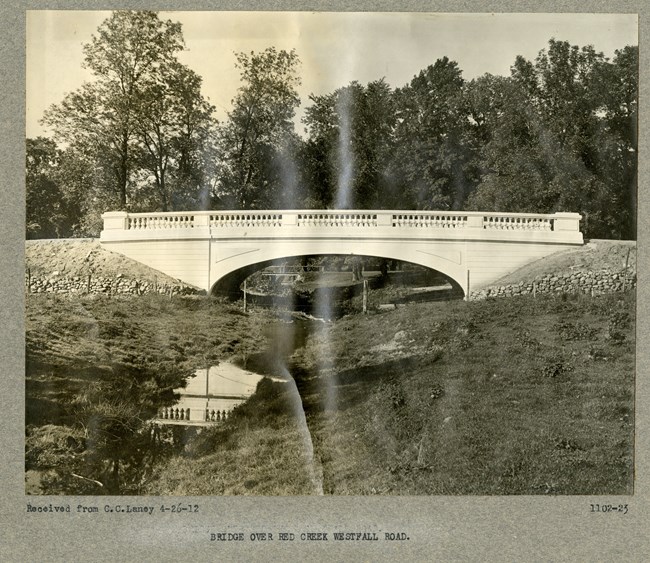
[39,11,215,233]
[214,47,302,209]
[30,14,638,240]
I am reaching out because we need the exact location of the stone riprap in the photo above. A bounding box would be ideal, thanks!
[26,273,200,296]
[470,269,636,300]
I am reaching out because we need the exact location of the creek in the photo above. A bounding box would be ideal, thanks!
[174,273,458,422]
[171,314,322,422]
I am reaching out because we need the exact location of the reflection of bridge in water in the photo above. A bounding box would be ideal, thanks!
[156,362,264,427]
[100,209,583,298]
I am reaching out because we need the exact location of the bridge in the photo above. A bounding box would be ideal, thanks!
[99,209,583,298]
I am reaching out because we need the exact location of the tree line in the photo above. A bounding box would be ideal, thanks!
[27,11,637,240]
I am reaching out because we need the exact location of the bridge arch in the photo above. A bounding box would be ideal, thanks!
[208,240,468,297]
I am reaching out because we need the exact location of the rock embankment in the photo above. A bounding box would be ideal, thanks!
[25,272,200,296]
[26,238,201,296]
[470,268,636,300]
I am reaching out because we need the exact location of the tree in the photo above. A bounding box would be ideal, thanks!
[302,79,396,208]
[215,47,301,208]
[470,40,638,239]
[134,61,216,211]
[26,137,75,238]
[389,57,476,210]
[589,46,638,239]
[466,70,610,222]
[40,11,216,233]
[43,12,184,208]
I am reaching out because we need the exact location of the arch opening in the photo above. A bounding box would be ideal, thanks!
[210,254,464,315]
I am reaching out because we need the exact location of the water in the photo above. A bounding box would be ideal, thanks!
[169,362,266,422]
[166,317,320,425]
[180,315,326,493]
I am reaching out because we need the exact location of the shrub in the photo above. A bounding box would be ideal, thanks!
[555,321,598,341]
[541,361,573,378]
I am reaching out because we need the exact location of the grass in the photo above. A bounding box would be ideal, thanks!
[26,290,635,495]
[25,293,279,493]
[143,290,635,496]
[147,379,320,495]
[26,293,274,383]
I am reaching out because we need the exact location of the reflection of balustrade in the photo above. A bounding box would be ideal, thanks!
[205,409,230,422]
[159,407,191,421]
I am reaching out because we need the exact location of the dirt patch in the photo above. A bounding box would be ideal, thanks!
[492,240,636,287]
[26,239,188,286]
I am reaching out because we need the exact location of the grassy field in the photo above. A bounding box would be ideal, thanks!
[144,290,635,496]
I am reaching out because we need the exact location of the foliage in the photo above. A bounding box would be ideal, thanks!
[26,138,79,238]
[215,47,302,208]
[39,11,216,235]
[32,18,637,240]
[389,57,476,210]
[468,41,637,239]
[133,60,217,211]
[302,79,396,208]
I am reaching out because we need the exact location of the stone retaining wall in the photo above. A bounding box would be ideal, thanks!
[26,268,636,300]
[25,272,201,296]
[470,269,636,300]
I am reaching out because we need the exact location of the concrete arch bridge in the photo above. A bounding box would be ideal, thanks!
[100,209,583,298]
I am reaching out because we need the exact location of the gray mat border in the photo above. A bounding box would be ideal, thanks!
[2,1,649,560]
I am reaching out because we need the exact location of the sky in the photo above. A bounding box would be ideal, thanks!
[26,11,638,139]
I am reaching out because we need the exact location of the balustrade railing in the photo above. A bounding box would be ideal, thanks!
[103,209,580,236]
[210,213,282,227]
[127,213,194,230]
[297,212,378,227]
[483,215,552,231]
[392,213,467,228]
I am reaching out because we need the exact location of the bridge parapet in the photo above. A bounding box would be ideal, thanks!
[101,209,582,244]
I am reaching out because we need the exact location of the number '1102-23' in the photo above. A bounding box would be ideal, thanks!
[590,504,628,514]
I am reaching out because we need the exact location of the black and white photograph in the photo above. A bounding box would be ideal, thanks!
[24,9,637,500]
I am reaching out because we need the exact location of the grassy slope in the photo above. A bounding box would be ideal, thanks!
[26,294,275,431]
[146,291,635,496]
[26,293,322,494]
[26,239,636,495]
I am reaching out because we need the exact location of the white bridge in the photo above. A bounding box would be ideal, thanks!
[100,209,583,297]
